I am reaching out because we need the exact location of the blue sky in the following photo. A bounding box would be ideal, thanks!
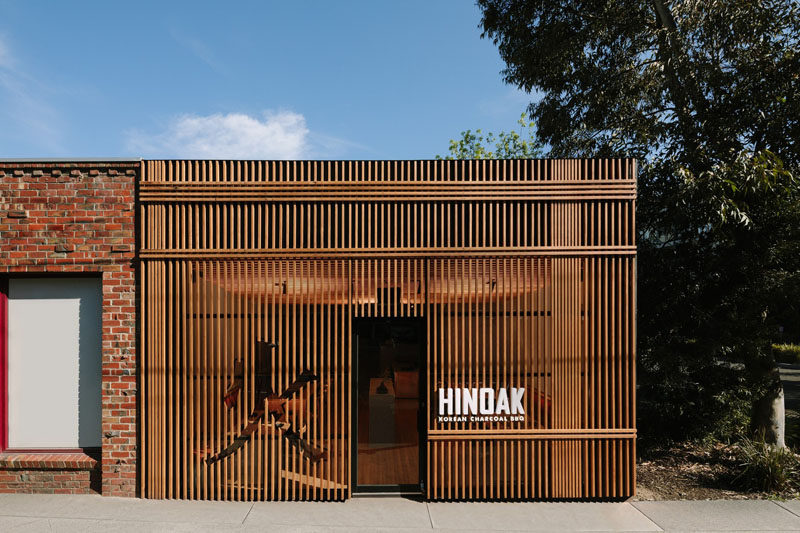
[0,1,533,159]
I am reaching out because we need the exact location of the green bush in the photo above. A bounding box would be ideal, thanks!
[735,436,800,493]
[772,344,800,364]
[637,353,754,443]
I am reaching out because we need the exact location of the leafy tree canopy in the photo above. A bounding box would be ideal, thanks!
[473,0,800,441]
[437,113,543,159]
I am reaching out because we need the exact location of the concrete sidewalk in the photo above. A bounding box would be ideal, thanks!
[0,494,799,532]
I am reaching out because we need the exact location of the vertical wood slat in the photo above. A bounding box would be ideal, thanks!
[140,158,636,501]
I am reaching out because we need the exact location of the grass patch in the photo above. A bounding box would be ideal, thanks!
[734,436,800,494]
[773,343,800,364]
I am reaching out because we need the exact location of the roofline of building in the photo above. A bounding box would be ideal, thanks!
[0,158,142,163]
[0,157,636,163]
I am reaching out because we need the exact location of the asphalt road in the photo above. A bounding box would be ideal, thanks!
[779,363,800,412]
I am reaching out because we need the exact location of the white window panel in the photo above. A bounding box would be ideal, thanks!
[8,277,102,448]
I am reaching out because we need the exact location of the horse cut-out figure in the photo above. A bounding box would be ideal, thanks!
[205,341,325,465]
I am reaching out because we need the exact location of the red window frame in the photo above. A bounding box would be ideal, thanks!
[0,278,7,452]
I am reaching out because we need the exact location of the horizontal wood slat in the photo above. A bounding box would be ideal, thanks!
[139,247,636,260]
[138,180,634,202]
[427,430,636,439]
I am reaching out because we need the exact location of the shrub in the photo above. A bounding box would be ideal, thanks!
[734,436,800,493]
[637,353,754,443]
[772,344,800,364]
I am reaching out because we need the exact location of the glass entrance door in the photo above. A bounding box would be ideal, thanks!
[353,317,424,492]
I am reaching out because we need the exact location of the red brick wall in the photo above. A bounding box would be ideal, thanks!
[0,453,100,494]
[0,161,138,496]
[0,470,99,495]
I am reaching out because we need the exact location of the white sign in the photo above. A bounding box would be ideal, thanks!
[436,387,525,423]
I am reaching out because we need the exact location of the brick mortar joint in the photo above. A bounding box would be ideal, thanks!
[0,465,98,472]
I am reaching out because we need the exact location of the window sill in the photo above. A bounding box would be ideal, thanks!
[0,452,99,470]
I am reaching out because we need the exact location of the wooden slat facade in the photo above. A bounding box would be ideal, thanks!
[139,159,636,501]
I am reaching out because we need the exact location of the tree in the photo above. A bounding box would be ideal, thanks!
[437,113,543,159]
[476,0,800,443]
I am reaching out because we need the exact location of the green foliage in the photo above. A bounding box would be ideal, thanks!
[476,0,800,440]
[437,114,543,160]
[735,435,800,493]
[773,344,800,364]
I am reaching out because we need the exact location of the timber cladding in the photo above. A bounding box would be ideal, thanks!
[138,159,636,501]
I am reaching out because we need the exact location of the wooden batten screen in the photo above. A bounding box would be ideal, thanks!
[141,260,350,501]
[139,159,636,501]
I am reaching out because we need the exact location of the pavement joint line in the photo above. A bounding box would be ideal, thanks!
[425,502,435,529]
[6,517,45,530]
[629,501,666,532]
[0,513,244,526]
[240,502,255,525]
[247,520,431,529]
[773,500,800,519]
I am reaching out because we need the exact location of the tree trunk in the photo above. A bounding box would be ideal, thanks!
[751,368,786,448]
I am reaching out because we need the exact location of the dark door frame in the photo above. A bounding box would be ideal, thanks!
[351,316,426,494]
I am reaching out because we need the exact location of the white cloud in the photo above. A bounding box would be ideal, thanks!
[126,111,310,159]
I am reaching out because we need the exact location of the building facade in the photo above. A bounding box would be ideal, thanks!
[0,160,137,496]
[1,158,636,500]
